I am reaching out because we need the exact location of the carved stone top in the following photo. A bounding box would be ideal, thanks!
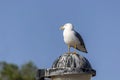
[36,52,96,80]
[45,52,96,77]
[52,53,92,69]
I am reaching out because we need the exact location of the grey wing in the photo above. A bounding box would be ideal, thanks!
[74,31,88,53]
[74,31,85,46]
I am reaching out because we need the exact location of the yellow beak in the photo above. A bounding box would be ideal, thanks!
[59,26,64,30]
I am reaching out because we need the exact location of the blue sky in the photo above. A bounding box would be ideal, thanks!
[0,0,120,80]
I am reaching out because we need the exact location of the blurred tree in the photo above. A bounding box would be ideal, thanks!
[1,62,19,80]
[20,61,37,80]
[0,61,37,80]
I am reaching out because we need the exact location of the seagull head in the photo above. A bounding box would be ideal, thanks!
[60,23,74,31]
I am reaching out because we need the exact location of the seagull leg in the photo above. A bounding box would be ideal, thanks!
[73,44,77,54]
[68,45,70,54]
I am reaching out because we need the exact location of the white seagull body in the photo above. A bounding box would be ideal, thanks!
[60,23,87,53]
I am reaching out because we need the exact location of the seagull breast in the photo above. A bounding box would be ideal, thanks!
[63,29,80,46]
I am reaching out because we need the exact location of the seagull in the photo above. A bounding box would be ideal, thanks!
[60,23,88,53]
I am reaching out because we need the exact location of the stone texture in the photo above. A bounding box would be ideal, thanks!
[46,52,96,77]
[36,52,96,80]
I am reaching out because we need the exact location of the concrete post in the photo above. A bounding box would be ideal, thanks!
[51,74,92,80]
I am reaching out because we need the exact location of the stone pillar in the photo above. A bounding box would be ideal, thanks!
[51,74,92,80]
[36,52,96,80]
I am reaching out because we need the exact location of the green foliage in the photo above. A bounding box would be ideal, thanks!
[21,61,37,80]
[0,61,37,80]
